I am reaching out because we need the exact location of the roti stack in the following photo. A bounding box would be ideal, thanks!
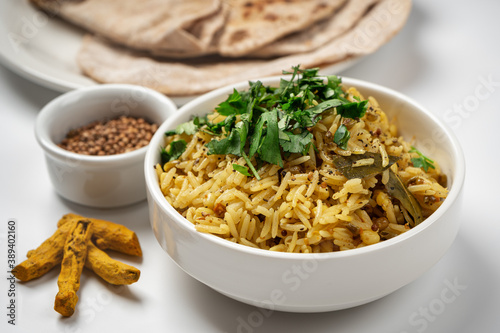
[30,0,412,99]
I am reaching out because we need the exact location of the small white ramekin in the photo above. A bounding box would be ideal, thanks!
[35,84,177,208]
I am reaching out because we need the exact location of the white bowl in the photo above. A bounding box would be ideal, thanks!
[144,77,465,312]
[36,84,177,208]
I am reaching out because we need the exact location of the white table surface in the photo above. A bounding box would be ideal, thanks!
[1,1,499,332]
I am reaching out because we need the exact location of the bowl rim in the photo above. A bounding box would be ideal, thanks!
[145,75,466,261]
[35,83,177,166]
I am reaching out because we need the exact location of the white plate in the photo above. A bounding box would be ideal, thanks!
[0,0,361,106]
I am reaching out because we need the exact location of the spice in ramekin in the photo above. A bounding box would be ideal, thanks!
[58,116,159,155]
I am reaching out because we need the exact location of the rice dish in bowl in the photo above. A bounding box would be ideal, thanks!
[155,67,447,253]
[144,69,465,312]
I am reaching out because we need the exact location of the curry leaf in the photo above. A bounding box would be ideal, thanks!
[386,170,424,227]
[331,152,400,179]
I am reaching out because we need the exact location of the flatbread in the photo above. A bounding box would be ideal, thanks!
[148,1,230,58]
[30,0,222,54]
[77,0,412,96]
[250,0,380,57]
[217,0,347,57]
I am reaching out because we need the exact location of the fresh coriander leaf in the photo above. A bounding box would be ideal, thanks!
[280,65,302,98]
[277,113,290,130]
[333,124,350,150]
[199,114,235,135]
[206,130,241,156]
[323,86,336,99]
[409,146,435,172]
[193,116,206,127]
[306,99,343,116]
[278,77,293,96]
[176,121,198,135]
[236,120,249,152]
[164,129,177,136]
[160,140,187,164]
[283,99,341,131]
[165,120,198,136]
[278,129,290,141]
[248,80,265,100]
[206,120,249,157]
[306,90,316,103]
[256,109,283,167]
[193,116,220,135]
[216,89,247,116]
[223,114,237,133]
[326,75,346,100]
[248,115,265,158]
[281,65,304,77]
[232,164,252,176]
[281,94,303,112]
[279,130,313,155]
[299,66,319,81]
[336,100,368,119]
[327,74,342,87]
[241,151,261,180]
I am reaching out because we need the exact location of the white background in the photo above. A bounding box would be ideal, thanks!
[1,1,499,332]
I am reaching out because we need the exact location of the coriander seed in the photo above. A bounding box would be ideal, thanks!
[58,115,159,156]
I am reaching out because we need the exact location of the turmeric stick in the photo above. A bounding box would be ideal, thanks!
[58,213,142,256]
[12,222,74,282]
[54,220,92,317]
[14,213,142,316]
[85,241,140,285]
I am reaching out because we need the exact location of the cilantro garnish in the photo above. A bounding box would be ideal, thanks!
[409,146,435,172]
[215,89,247,116]
[279,130,313,155]
[160,140,187,164]
[333,124,350,150]
[337,100,368,119]
[161,65,369,178]
[164,120,198,136]
[232,164,252,176]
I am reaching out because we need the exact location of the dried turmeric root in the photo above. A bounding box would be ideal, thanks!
[12,222,74,282]
[14,213,142,317]
[85,242,140,285]
[58,213,142,256]
[54,220,92,317]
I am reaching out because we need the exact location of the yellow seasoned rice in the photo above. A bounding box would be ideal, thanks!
[156,87,448,253]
